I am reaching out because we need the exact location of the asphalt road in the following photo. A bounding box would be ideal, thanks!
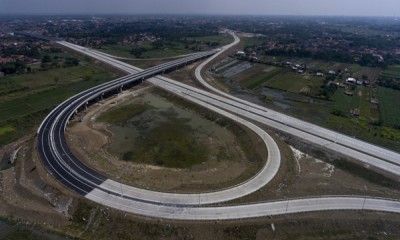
[194,31,400,178]
[38,43,282,205]
[34,33,400,220]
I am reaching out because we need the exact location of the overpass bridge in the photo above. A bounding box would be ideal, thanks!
[35,36,400,220]
[37,49,218,195]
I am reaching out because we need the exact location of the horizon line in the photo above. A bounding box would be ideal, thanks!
[0,13,399,18]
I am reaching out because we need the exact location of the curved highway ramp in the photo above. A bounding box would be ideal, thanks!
[35,35,400,220]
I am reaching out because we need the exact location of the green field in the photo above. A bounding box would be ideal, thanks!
[98,103,155,124]
[0,68,112,122]
[124,121,209,168]
[97,96,211,169]
[331,88,359,114]
[380,65,400,79]
[99,42,195,59]
[97,44,135,58]
[187,35,233,46]
[142,47,193,58]
[265,72,324,95]
[220,58,400,150]
[0,62,115,147]
[99,34,233,59]
[0,65,100,101]
[378,87,400,127]
[241,37,265,47]
[331,85,380,120]
[236,65,287,89]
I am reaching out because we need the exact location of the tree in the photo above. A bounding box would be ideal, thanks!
[130,48,144,58]
[151,40,163,50]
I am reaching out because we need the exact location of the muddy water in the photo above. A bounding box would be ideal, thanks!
[107,93,235,160]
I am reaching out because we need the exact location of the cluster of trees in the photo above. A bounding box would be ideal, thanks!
[1,45,40,59]
[265,48,388,67]
[41,54,80,69]
[0,54,80,75]
[130,47,146,58]
[59,18,219,47]
[316,75,338,100]
[377,76,400,90]
[0,61,26,75]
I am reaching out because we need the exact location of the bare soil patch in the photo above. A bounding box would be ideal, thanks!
[228,130,400,205]
[0,138,72,227]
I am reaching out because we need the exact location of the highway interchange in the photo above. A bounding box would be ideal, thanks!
[36,31,400,220]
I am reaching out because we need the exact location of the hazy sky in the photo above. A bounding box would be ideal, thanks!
[0,0,399,16]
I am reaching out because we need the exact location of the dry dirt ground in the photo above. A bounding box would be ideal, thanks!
[228,130,400,205]
[0,136,73,233]
[65,85,265,192]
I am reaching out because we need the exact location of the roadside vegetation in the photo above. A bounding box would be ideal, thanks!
[209,38,400,152]
[0,48,117,147]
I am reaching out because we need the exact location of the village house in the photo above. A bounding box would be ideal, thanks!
[346,77,357,84]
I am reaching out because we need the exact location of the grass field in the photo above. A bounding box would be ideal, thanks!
[214,55,400,151]
[125,120,210,168]
[187,35,233,46]
[241,37,265,47]
[142,47,193,58]
[99,42,196,59]
[265,72,324,95]
[0,65,100,101]
[97,95,211,169]
[380,65,400,79]
[235,65,287,89]
[378,87,400,127]
[98,103,155,124]
[0,69,112,122]
[99,34,231,59]
[331,88,359,114]
[97,45,135,58]
[331,86,380,120]
[0,61,115,147]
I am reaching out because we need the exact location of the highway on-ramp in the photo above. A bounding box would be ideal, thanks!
[35,33,400,220]
[194,31,400,178]
[37,45,282,205]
